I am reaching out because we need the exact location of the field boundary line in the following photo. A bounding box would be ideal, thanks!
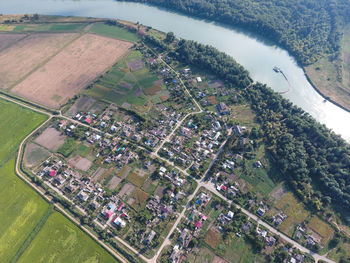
[9,205,54,263]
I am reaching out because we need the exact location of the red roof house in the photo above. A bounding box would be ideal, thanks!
[49,170,57,177]
[105,210,113,219]
[195,221,202,228]
[85,118,91,124]
[221,185,227,191]
[117,203,124,211]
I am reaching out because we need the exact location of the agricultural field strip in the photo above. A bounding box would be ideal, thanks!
[9,33,82,90]
[0,40,335,263]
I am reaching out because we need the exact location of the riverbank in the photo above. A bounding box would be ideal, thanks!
[303,67,350,114]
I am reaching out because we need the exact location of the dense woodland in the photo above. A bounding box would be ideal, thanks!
[167,39,350,221]
[130,0,350,65]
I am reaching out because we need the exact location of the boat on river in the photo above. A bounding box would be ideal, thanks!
[273,66,281,73]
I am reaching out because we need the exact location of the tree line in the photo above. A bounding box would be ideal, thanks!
[128,0,350,65]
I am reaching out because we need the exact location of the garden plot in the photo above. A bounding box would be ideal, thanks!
[34,127,66,151]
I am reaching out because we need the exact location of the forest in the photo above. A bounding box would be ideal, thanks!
[168,39,350,221]
[129,0,350,65]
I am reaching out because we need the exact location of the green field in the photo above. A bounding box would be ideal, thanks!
[0,158,49,263]
[17,212,117,263]
[13,23,86,32]
[57,137,77,157]
[89,22,140,42]
[0,100,47,164]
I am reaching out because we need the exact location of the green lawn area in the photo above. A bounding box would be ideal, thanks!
[0,99,47,165]
[57,137,77,157]
[17,212,118,263]
[223,236,263,263]
[0,158,49,263]
[89,22,140,42]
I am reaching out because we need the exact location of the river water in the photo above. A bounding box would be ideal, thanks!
[1,0,350,141]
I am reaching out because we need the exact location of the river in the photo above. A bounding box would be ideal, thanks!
[1,0,350,141]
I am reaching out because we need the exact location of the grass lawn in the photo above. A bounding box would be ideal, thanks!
[57,137,77,157]
[0,99,47,165]
[17,212,118,263]
[272,192,310,236]
[89,23,140,42]
[307,216,334,246]
[223,236,257,263]
[0,158,49,263]
[127,171,148,187]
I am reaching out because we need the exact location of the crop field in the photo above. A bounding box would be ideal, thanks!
[0,33,78,89]
[89,22,140,42]
[307,216,334,246]
[0,159,49,263]
[16,212,117,263]
[85,50,167,111]
[0,33,25,50]
[12,33,132,108]
[0,99,47,164]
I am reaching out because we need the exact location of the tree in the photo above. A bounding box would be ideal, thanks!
[165,32,175,43]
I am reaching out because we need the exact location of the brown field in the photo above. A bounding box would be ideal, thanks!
[118,183,135,198]
[0,33,78,89]
[12,33,132,108]
[144,85,162,96]
[205,228,222,250]
[66,96,97,116]
[127,171,148,187]
[24,143,50,168]
[107,176,122,190]
[129,188,149,211]
[91,167,105,182]
[69,155,92,171]
[212,256,229,263]
[308,216,334,246]
[34,127,66,151]
[154,185,165,198]
[0,33,25,51]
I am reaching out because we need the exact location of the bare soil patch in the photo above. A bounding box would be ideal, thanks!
[119,81,133,90]
[144,85,161,96]
[12,33,132,108]
[0,33,26,51]
[154,185,165,199]
[128,59,144,71]
[208,80,224,89]
[205,228,222,250]
[34,127,66,151]
[0,33,77,89]
[142,178,153,191]
[107,176,122,190]
[24,143,50,168]
[91,167,105,183]
[66,96,96,116]
[118,183,135,198]
[69,155,92,171]
[212,256,229,263]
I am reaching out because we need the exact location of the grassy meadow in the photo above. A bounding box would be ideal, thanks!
[16,212,117,263]
[89,22,140,42]
[0,99,47,165]
[0,158,49,263]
